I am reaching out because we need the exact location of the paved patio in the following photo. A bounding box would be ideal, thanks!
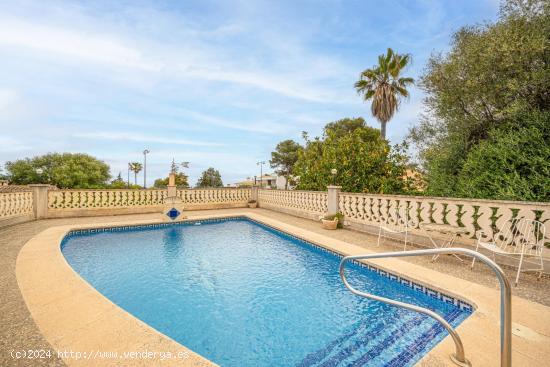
[1,208,549,366]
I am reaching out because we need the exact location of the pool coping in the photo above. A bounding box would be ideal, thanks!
[16,210,550,366]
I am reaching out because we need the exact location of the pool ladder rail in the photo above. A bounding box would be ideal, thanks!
[339,248,512,367]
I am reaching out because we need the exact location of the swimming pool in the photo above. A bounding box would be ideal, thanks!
[61,217,472,367]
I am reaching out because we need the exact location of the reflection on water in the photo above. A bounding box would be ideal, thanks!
[162,227,184,260]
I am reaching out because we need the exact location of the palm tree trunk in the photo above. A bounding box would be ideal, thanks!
[134,172,137,185]
[380,121,387,140]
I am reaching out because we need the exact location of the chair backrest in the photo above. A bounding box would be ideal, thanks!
[494,218,545,256]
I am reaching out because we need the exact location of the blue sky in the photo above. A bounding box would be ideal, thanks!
[0,0,500,186]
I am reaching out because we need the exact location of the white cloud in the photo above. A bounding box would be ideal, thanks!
[73,132,224,147]
[0,88,18,111]
[0,14,350,103]
[172,108,291,134]
[0,136,30,152]
[184,68,339,103]
[0,18,161,71]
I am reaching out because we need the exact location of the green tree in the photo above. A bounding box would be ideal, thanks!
[355,48,414,139]
[270,139,302,189]
[323,117,366,139]
[294,118,411,193]
[5,153,111,188]
[128,162,142,185]
[196,167,223,188]
[110,172,127,189]
[409,0,550,199]
[455,110,550,201]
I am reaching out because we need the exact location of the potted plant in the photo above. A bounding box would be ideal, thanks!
[247,199,258,208]
[321,212,344,230]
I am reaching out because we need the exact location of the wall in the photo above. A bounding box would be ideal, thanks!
[0,187,253,228]
[2,184,549,261]
[338,192,550,248]
[46,188,251,218]
[258,189,327,220]
[259,188,550,257]
[0,191,34,227]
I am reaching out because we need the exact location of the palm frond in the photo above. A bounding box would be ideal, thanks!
[399,54,411,69]
[354,47,413,138]
[393,84,409,97]
[398,77,414,85]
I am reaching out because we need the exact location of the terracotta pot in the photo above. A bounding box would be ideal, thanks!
[248,202,258,208]
[321,218,338,230]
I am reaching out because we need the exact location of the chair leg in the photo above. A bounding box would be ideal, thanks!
[377,227,382,247]
[403,231,408,251]
[515,253,525,286]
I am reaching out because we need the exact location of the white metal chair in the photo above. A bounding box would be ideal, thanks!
[471,218,545,286]
[377,213,413,251]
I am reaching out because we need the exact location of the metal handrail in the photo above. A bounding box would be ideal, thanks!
[339,247,512,367]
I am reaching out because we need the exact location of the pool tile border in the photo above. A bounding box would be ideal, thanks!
[63,216,474,313]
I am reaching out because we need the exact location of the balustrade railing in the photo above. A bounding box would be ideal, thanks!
[176,188,251,204]
[0,191,33,219]
[2,184,548,250]
[338,192,550,245]
[48,189,167,209]
[258,189,327,216]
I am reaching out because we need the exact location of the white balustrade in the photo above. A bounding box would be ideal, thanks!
[339,193,550,245]
[258,189,328,215]
[176,188,251,204]
[48,189,168,209]
[0,192,33,219]
[2,184,547,251]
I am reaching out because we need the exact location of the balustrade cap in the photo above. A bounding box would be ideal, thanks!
[338,191,550,206]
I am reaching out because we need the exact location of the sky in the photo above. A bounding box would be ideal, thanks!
[0,0,500,186]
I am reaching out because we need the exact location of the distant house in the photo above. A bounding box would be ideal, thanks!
[0,180,8,187]
[235,174,297,190]
[235,174,277,189]
[258,174,277,188]
[275,175,297,190]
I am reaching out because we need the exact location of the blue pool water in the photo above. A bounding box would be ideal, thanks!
[61,217,471,367]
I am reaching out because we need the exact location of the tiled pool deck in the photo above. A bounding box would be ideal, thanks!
[3,208,550,366]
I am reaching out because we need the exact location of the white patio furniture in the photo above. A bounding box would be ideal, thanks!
[471,218,545,286]
[420,223,469,262]
[377,214,413,250]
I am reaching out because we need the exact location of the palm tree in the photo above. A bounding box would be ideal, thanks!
[354,48,414,139]
[129,162,143,185]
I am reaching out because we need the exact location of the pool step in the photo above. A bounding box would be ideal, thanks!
[297,308,463,367]
[383,309,463,367]
[297,317,391,367]
[297,312,416,367]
